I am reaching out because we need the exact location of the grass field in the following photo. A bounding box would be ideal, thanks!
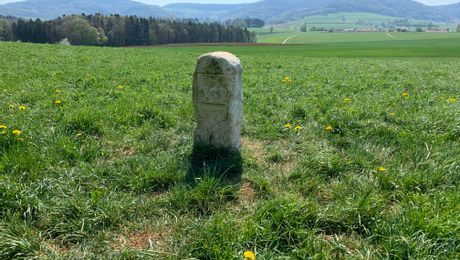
[288,12,455,31]
[257,31,460,45]
[0,40,459,258]
[252,12,456,34]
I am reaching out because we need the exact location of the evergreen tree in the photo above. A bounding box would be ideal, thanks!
[300,18,307,32]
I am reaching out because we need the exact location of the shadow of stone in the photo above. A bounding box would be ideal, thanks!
[187,145,243,186]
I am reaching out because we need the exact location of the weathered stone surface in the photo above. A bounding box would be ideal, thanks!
[193,52,243,150]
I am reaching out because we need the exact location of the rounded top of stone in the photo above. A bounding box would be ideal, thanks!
[195,51,242,75]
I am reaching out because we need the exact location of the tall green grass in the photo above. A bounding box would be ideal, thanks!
[0,41,459,258]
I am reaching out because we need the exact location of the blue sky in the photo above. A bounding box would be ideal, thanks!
[0,0,459,6]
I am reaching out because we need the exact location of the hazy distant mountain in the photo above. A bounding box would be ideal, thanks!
[0,0,171,19]
[0,0,457,22]
[164,3,246,20]
[207,0,451,22]
[436,2,460,19]
[166,0,451,22]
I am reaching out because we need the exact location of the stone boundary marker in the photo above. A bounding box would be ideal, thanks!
[193,52,243,150]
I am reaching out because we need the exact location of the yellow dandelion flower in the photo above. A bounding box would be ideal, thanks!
[18,105,26,111]
[117,85,124,90]
[17,137,25,142]
[343,97,352,104]
[12,129,21,136]
[377,167,386,173]
[0,125,7,130]
[325,125,334,132]
[244,251,256,260]
[402,91,409,98]
[294,125,303,131]
[282,76,292,84]
[284,123,292,129]
[389,112,396,117]
[76,132,83,137]
[447,98,456,104]
[55,100,62,106]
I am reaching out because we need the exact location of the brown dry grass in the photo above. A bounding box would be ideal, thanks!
[238,181,256,204]
[113,227,172,251]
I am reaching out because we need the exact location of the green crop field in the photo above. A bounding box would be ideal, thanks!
[0,40,459,259]
[257,31,460,45]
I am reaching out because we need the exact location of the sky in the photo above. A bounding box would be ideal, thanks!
[138,0,460,5]
[0,0,459,6]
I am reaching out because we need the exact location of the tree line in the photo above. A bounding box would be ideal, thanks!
[224,18,265,28]
[0,14,257,46]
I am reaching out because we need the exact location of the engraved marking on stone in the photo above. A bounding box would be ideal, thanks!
[196,74,228,105]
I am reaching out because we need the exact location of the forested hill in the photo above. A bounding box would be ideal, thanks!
[436,2,460,19]
[165,0,453,23]
[239,0,450,23]
[1,0,459,23]
[164,3,247,21]
[0,0,171,20]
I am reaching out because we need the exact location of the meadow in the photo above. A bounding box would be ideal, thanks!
[0,38,459,259]
[253,12,456,34]
[257,31,460,45]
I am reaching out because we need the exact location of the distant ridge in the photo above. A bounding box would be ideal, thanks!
[166,0,455,22]
[164,3,246,20]
[436,2,460,19]
[0,0,171,20]
[1,0,459,22]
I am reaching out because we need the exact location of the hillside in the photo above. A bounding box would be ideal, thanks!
[228,0,450,23]
[0,0,171,20]
[436,2,460,19]
[164,3,246,20]
[0,0,457,23]
[166,0,452,23]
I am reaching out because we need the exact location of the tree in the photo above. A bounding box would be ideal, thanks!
[0,19,13,41]
[6,14,253,46]
[246,18,264,28]
[106,16,126,46]
[457,24,460,33]
[61,17,105,46]
[300,18,307,32]
[156,22,174,44]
